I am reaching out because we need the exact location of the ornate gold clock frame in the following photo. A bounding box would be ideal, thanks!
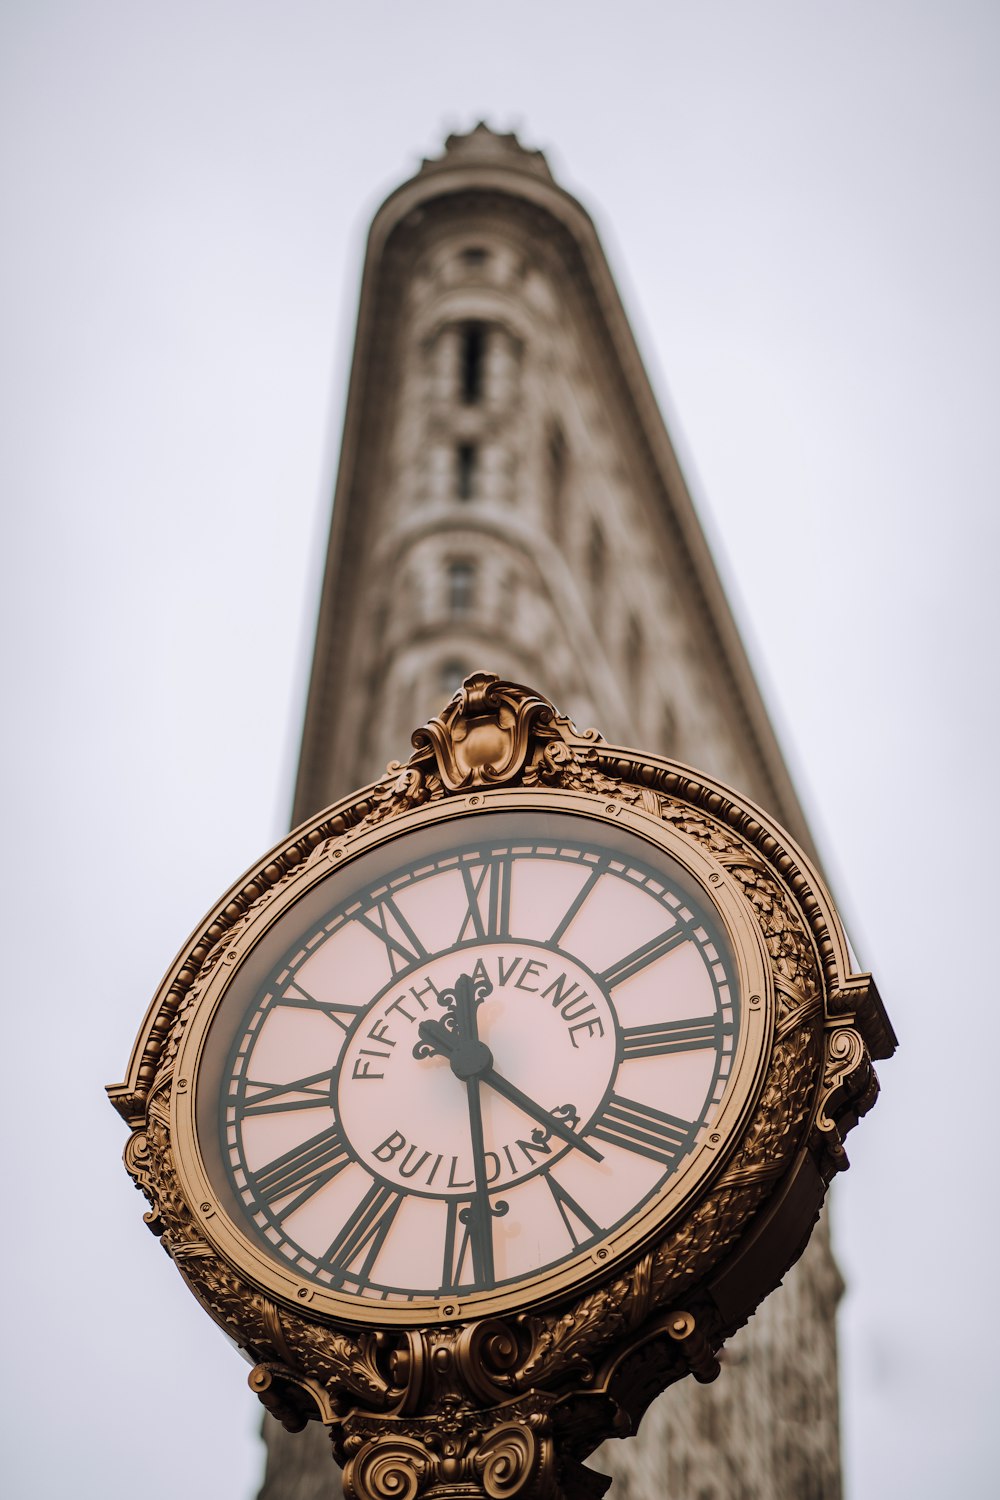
[109,675,894,1500]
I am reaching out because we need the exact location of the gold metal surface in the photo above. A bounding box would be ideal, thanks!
[109,674,894,1499]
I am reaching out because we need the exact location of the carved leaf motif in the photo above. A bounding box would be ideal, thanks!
[524,742,644,805]
[360,764,444,829]
[726,1029,817,1174]
[657,803,738,858]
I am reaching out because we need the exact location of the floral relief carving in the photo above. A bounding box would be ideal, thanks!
[360,763,446,829]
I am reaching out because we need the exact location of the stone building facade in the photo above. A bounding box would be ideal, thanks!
[261,125,843,1500]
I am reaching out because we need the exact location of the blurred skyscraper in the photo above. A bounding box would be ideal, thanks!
[260,125,842,1500]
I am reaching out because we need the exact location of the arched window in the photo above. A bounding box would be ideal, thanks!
[625,613,644,685]
[447,558,475,616]
[661,702,678,755]
[546,423,567,540]
[456,443,478,501]
[459,322,486,404]
[588,519,606,598]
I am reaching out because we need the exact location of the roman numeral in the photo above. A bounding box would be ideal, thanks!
[620,1016,723,1060]
[590,1094,692,1167]
[278,980,363,1032]
[324,1183,404,1286]
[356,896,428,974]
[543,1172,602,1248]
[441,1194,506,1291]
[599,925,689,989]
[242,1068,336,1116]
[457,856,513,942]
[253,1122,352,1216]
[441,1199,475,1291]
[548,863,604,946]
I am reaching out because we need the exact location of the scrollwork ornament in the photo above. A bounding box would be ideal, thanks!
[812,1025,878,1171]
[475,1423,548,1500]
[412,673,560,789]
[455,1321,521,1403]
[344,1436,430,1500]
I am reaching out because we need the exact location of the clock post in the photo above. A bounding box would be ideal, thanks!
[109,674,894,1500]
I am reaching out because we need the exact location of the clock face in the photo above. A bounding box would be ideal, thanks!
[189,806,762,1316]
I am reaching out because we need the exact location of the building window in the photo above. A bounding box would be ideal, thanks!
[456,442,478,500]
[447,558,476,616]
[459,322,486,404]
[588,519,605,598]
[440,659,467,698]
[625,613,644,684]
[661,702,678,754]
[502,567,519,623]
[547,423,567,540]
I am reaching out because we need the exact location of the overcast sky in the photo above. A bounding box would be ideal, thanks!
[2,4,998,1498]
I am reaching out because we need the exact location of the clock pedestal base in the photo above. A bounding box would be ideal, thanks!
[338,1402,602,1500]
[249,1305,724,1500]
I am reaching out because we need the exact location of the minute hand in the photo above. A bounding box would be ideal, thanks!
[479,1067,603,1163]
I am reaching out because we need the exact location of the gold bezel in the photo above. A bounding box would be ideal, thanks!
[171,786,773,1327]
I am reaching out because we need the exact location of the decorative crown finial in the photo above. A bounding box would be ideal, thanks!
[411,673,560,791]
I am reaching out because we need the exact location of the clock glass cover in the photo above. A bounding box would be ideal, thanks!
[191,808,760,1311]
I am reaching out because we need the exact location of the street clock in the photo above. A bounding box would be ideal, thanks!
[110,675,894,1500]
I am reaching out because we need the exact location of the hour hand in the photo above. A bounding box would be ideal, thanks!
[415,1014,494,1082]
[414,973,492,1075]
[413,1016,458,1061]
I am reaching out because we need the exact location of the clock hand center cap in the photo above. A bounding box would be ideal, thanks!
[450,1038,493,1080]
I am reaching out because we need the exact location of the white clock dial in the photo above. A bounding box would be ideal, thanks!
[214,813,740,1304]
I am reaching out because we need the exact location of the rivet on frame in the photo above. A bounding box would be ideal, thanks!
[750,995,761,1007]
